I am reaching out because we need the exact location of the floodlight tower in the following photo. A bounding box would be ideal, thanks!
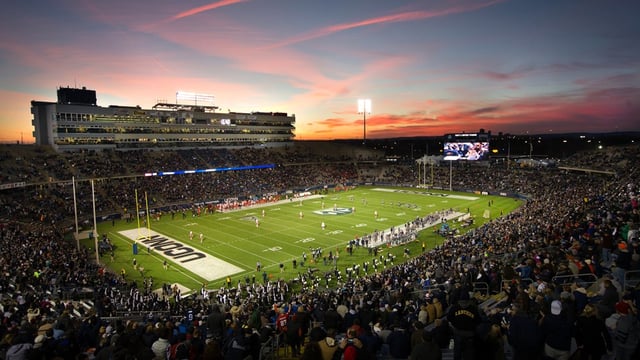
[358,99,371,144]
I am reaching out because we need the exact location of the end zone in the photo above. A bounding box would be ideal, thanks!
[119,229,243,281]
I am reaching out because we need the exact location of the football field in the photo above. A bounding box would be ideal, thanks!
[93,186,523,294]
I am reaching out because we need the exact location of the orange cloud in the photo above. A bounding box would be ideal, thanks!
[303,80,640,140]
[0,89,41,143]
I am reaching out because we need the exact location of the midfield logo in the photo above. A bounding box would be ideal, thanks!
[313,207,353,215]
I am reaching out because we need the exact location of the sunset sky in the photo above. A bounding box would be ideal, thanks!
[1,0,638,143]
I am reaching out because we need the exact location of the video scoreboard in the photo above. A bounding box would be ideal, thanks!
[443,133,490,161]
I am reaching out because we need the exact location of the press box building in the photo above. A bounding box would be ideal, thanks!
[31,87,296,152]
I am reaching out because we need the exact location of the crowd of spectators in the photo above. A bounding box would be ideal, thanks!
[0,142,638,360]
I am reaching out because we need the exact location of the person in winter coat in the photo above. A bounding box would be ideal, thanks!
[575,304,612,360]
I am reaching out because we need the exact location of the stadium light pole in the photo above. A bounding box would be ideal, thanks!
[72,176,79,250]
[507,138,511,169]
[358,99,371,144]
[449,160,453,191]
[91,179,100,264]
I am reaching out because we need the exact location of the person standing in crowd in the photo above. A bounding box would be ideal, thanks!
[611,301,640,360]
[387,322,411,359]
[612,241,631,286]
[301,340,323,360]
[286,311,303,357]
[339,328,365,360]
[224,323,251,360]
[296,305,311,344]
[575,303,612,360]
[207,304,226,341]
[317,328,339,360]
[447,290,481,360]
[151,326,171,360]
[539,300,573,360]
[596,278,619,319]
[410,321,426,350]
[323,305,342,334]
[409,329,442,360]
[506,304,542,360]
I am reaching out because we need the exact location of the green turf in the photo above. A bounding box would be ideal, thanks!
[86,186,523,294]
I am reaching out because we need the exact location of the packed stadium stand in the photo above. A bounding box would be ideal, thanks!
[0,141,638,360]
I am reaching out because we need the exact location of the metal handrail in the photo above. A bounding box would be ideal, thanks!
[500,277,534,293]
[623,269,640,291]
[551,273,598,287]
[472,282,490,296]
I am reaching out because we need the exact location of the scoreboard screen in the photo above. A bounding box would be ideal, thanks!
[443,133,490,161]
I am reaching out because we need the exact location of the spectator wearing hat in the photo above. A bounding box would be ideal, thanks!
[575,304,612,360]
[611,301,640,360]
[540,300,573,360]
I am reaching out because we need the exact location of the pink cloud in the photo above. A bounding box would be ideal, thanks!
[171,0,249,21]
[268,0,505,48]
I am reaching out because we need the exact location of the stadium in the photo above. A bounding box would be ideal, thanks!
[0,90,638,359]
